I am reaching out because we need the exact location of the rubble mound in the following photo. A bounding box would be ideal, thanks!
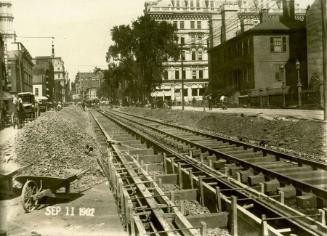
[15,109,103,191]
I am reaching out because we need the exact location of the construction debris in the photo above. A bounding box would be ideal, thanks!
[15,108,104,191]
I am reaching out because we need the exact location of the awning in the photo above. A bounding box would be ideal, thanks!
[0,91,13,101]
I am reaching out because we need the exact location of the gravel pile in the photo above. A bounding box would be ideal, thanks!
[15,109,104,191]
[175,200,210,215]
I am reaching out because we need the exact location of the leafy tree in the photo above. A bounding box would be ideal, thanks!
[104,14,179,102]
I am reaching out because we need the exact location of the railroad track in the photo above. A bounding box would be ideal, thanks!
[94,108,327,236]
[90,111,200,236]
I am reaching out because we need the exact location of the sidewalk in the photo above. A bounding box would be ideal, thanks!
[172,106,324,121]
[2,182,127,236]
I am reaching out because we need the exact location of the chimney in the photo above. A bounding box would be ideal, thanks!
[283,0,295,20]
[259,8,269,23]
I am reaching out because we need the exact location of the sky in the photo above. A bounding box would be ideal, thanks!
[11,0,314,81]
[12,0,146,81]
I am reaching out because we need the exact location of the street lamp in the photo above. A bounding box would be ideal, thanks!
[295,59,302,107]
[280,65,286,107]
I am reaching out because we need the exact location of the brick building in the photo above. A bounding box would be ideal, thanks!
[209,2,307,106]
[74,71,103,101]
[7,42,33,94]
[32,56,55,101]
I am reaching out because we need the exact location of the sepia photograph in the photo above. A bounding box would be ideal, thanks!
[0,0,326,235]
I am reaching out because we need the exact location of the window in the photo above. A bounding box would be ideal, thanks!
[274,64,283,81]
[182,70,186,79]
[191,35,196,44]
[196,0,200,8]
[175,70,180,80]
[210,0,214,9]
[192,88,197,96]
[181,51,186,60]
[199,88,205,96]
[176,0,180,8]
[191,21,195,29]
[190,0,194,8]
[270,37,287,53]
[181,37,185,45]
[199,70,203,79]
[184,0,188,7]
[163,71,168,80]
[192,51,196,60]
[192,70,197,79]
[180,21,184,29]
[35,88,39,96]
[198,50,203,60]
[183,89,188,96]
[197,21,201,29]
[173,21,178,28]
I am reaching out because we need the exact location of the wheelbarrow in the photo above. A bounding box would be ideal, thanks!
[14,168,90,213]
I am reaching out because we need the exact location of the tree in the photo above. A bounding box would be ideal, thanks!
[104,14,179,102]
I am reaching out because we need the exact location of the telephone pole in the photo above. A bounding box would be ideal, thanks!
[181,41,185,110]
[321,0,327,121]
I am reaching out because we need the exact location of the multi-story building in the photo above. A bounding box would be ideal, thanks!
[52,51,67,102]
[145,0,228,103]
[0,0,15,47]
[210,0,306,48]
[209,1,307,106]
[0,34,6,93]
[32,56,55,101]
[75,71,103,100]
[7,42,33,94]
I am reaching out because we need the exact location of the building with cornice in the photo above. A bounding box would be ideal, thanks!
[0,0,15,49]
[145,0,228,103]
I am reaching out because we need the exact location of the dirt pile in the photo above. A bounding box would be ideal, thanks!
[15,107,104,191]
[120,107,326,159]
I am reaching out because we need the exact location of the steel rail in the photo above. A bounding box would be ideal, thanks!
[113,109,327,170]
[99,109,327,236]
[90,111,199,236]
[106,109,327,200]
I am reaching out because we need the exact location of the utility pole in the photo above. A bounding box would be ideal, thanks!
[181,41,185,110]
[321,0,327,121]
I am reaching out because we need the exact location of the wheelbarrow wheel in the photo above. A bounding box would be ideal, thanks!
[21,180,39,213]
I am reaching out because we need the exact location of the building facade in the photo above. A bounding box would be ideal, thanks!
[210,0,306,48]
[145,0,228,103]
[209,3,307,105]
[52,57,67,102]
[32,56,55,101]
[74,71,103,101]
[7,42,33,94]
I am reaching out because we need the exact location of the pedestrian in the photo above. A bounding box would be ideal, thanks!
[82,101,85,111]
[10,95,18,127]
[17,96,24,128]
[220,95,227,110]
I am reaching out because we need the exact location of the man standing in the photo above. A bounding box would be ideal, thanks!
[220,96,227,110]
